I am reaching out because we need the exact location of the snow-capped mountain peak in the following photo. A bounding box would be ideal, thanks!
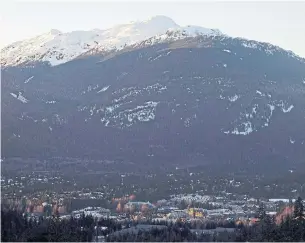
[48,29,62,36]
[141,15,178,26]
[0,16,222,67]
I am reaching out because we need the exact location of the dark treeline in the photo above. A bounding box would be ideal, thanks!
[234,196,305,242]
[1,211,120,242]
[1,197,305,242]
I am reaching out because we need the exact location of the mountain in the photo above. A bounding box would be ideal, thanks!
[0,15,221,67]
[1,16,305,173]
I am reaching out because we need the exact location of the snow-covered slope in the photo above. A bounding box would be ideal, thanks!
[0,15,222,67]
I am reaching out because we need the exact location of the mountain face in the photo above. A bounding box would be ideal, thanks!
[1,16,305,172]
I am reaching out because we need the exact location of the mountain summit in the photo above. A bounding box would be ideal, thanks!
[0,16,221,67]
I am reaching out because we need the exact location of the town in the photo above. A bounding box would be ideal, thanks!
[1,186,299,225]
[1,172,302,226]
[2,157,305,241]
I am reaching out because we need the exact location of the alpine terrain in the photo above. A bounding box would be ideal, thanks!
[1,16,305,173]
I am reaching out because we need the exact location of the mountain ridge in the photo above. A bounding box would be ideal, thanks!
[0,15,222,67]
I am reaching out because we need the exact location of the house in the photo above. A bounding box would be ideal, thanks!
[188,208,206,218]
[167,210,189,220]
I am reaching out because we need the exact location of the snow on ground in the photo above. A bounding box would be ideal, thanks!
[263,104,275,127]
[268,104,275,115]
[244,105,257,119]
[184,114,197,127]
[242,42,258,49]
[100,100,159,128]
[276,100,294,113]
[282,105,294,113]
[148,50,171,62]
[256,90,264,96]
[224,121,254,136]
[126,101,159,122]
[10,93,28,103]
[228,94,239,102]
[97,85,110,93]
[227,101,277,133]
[24,76,34,84]
[231,122,254,135]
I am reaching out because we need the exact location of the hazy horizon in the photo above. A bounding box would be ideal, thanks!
[1,1,305,57]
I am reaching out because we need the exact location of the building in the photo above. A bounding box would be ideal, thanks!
[188,208,206,218]
[124,201,155,212]
[157,206,179,214]
[72,207,111,219]
[167,210,189,220]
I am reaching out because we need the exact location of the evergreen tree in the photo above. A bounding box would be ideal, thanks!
[294,196,304,219]
[257,202,266,220]
[261,214,276,241]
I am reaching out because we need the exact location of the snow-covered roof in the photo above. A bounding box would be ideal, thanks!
[269,199,296,203]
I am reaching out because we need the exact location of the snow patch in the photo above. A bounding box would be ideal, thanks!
[252,104,258,115]
[10,93,28,103]
[184,114,197,127]
[228,94,240,102]
[232,122,254,135]
[256,90,264,96]
[225,122,254,136]
[269,104,275,112]
[276,100,294,113]
[24,76,34,83]
[106,106,115,113]
[149,50,171,62]
[126,101,159,123]
[242,42,258,49]
[101,101,159,128]
[263,104,275,127]
[282,105,294,113]
[97,85,110,93]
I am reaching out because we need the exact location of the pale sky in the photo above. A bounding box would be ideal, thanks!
[1,1,305,57]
